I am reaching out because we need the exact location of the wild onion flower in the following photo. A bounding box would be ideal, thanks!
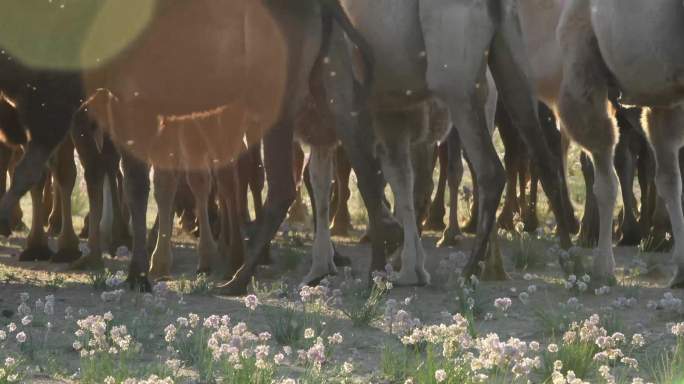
[244,294,259,311]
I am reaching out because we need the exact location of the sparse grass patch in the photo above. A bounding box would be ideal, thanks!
[600,311,624,336]
[88,269,115,291]
[638,231,672,253]
[0,354,26,384]
[264,303,324,348]
[279,247,305,272]
[508,229,550,271]
[648,327,684,384]
[451,277,485,336]
[538,340,597,383]
[339,278,388,327]
[175,273,214,295]
[251,278,286,301]
[531,302,582,337]
[44,273,66,291]
[380,344,473,384]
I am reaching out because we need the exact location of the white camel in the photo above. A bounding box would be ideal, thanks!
[340,0,566,283]
[556,0,684,286]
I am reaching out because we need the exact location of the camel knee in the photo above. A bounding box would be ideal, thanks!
[478,164,506,204]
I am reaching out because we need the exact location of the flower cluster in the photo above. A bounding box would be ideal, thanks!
[647,292,683,314]
[563,274,590,293]
[73,312,140,357]
[384,298,421,336]
[400,313,541,381]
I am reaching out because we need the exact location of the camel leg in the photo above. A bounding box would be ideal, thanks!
[637,145,657,236]
[497,102,522,231]
[19,174,53,262]
[100,137,133,255]
[187,170,218,275]
[119,150,152,291]
[215,163,245,279]
[288,142,308,224]
[0,143,52,235]
[71,126,106,270]
[249,143,265,221]
[462,153,479,235]
[237,150,251,224]
[0,145,24,231]
[378,125,429,287]
[615,126,641,246]
[321,24,402,276]
[303,145,338,285]
[51,138,82,263]
[646,107,684,288]
[424,143,448,231]
[540,104,579,234]
[412,142,435,237]
[218,118,297,295]
[525,162,540,233]
[330,147,354,236]
[490,24,573,250]
[578,152,600,247]
[421,3,505,279]
[47,173,61,236]
[438,128,465,247]
[558,4,618,283]
[149,168,178,280]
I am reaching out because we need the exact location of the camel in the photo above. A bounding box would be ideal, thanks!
[341,0,574,282]
[556,0,684,286]
[78,0,374,291]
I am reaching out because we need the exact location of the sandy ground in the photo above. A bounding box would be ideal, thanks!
[1,220,683,383]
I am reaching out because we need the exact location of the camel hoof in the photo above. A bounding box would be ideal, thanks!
[333,250,352,267]
[257,248,273,266]
[423,218,446,231]
[590,274,617,289]
[437,233,463,248]
[462,261,482,281]
[19,246,53,262]
[302,271,334,287]
[149,266,172,281]
[69,255,104,271]
[618,227,642,247]
[572,258,586,277]
[0,217,11,237]
[127,273,152,293]
[523,215,539,234]
[668,267,684,289]
[215,280,248,296]
[51,248,82,263]
[462,221,477,235]
[481,267,510,282]
[12,221,27,232]
[393,268,430,287]
[330,223,353,237]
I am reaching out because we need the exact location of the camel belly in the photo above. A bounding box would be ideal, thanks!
[341,0,427,96]
[518,0,564,105]
[83,0,288,168]
[86,0,287,125]
[591,0,684,106]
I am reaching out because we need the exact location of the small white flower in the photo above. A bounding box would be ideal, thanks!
[435,369,447,382]
[244,294,259,311]
[304,328,315,339]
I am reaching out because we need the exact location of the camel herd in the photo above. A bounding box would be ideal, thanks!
[0,0,682,294]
